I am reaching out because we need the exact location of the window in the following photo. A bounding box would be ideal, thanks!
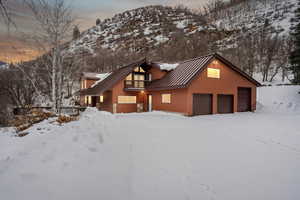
[118,96,137,104]
[81,80,87,89]
[162,94,171,104]
[134,66,145,73]
[85,96,92,105]
[207,68,220,79]
[126,74,132,80]
[134,74,145,88]
[100,95,104,103]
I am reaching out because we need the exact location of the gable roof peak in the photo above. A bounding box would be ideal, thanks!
[179,53,218,65]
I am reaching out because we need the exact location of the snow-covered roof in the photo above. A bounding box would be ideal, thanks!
[91,72,112,88]
[157,63,179,71]
[82,72,107,80]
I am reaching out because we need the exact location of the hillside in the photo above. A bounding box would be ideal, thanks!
[1,86,300,200]
[67,0,296,58]
[68,5,211,56]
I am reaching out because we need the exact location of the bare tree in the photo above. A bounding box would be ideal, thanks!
[25,0,74,113]
[0,0,16,29]
[270,37,293,82]
[0,66,36,107]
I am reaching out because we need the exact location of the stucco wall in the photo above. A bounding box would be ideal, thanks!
[148,67,167,80]
[151,88,188,115]
[112,79,146,113]
[185,60,257,115]
[98,91,113,113]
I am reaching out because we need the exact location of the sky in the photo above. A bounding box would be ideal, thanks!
[0,0,208,63]
[71,0,206,30]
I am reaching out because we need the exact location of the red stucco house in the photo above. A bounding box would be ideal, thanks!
[80,53,261,116]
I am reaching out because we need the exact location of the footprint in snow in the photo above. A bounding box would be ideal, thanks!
[72,135,79,142]
[98,133,104,144]
[20,173,38,181]
[88,147,98,152]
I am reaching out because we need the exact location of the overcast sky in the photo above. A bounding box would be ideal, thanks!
[71,0,207,29]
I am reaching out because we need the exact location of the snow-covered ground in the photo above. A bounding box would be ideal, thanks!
[0,86,300,200]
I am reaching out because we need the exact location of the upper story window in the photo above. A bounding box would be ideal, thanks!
[126,74,132,81]
[81,79,87,89]
[134,66,145,73]
[124,66,149,89]
[207,68,220,79]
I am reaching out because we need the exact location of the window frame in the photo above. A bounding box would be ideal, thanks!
[161,94,171,104]
[207,68,220,79]
[118,96,137,104]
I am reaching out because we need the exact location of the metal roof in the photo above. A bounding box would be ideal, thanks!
[80,58,147,96]
[147,53,261,91]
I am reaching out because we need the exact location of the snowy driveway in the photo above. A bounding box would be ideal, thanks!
[0,86,300,200]
[0,110,300,200]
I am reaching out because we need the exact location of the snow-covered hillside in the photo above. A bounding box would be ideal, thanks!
[68,5,209,56]
[66,0,296,57]
[214,0,296,35]
[0,86,300,200]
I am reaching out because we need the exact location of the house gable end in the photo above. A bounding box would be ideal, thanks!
[185,54,261,89]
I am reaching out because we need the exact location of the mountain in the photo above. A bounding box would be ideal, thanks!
[66,0,297,58]
[67,5,219,57]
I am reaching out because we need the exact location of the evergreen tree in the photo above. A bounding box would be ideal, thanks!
[96,18,101,26]
[73,25,80,40]
[290,0,300,84]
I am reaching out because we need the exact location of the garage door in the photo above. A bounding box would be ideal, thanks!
[217,94,234,114]
[193,94,212,115]
[238,87,251,112]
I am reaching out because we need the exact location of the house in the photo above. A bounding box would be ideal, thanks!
[80,53,261,116]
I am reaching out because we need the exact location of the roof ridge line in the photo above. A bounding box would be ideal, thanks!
[179,53,217,64]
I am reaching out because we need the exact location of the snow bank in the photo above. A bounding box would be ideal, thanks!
[257,85,300,113]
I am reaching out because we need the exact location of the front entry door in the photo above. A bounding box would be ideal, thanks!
[91,96,98,107]
[148,95,152,112]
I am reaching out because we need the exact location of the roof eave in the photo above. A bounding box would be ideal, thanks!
[214,53,262,87]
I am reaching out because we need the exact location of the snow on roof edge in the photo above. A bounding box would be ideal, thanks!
[157,63,179,71]
[91,72,112,88]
